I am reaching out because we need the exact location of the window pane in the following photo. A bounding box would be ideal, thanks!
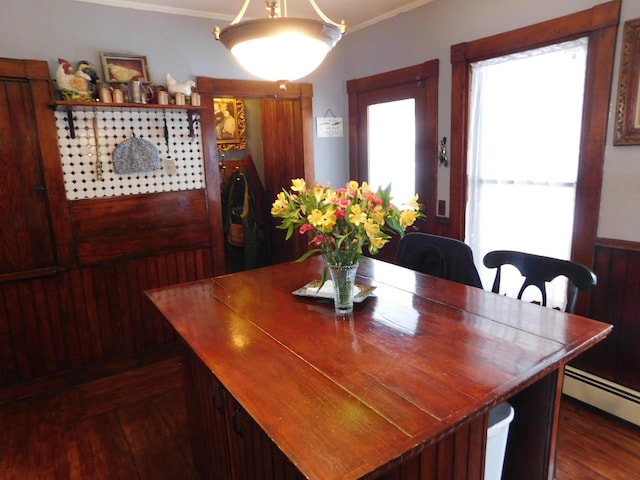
[368,99,415,202]
[466,38,588,309]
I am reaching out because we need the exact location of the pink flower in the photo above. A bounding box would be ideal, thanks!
[299,224,314,235]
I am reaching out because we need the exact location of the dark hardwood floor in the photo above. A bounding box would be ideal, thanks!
[1,357,638,479]
[0,358,198,480]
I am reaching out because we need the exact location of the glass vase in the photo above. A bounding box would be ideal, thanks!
[327,261,359,317]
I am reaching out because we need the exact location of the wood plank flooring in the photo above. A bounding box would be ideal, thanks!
[0,358,198,480]
[0,357,638,479]
[556,396,640,479]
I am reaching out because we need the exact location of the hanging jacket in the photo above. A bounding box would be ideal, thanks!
[222,167,264,270]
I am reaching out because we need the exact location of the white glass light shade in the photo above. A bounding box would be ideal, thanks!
[218,18,342,82]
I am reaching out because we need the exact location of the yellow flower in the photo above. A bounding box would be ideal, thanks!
[308,208,324,227]
[404,194,420,211]
[364,218,380,237]
[400,209,419,228]
[371,205,386,225]
[313,183,325,204]
[320,208,336,232]
[369,236,387,252]
[291,178,306,192]
[324,188,337,204]
[270,192,288,215]
[348,204,367,226]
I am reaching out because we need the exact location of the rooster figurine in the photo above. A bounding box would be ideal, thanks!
[76,60,99,97]
[166,73,196,97]
[56,58,94,101]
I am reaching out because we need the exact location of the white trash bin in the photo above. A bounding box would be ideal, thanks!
[485,402,515,480]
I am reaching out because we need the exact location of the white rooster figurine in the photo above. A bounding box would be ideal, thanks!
[166,73,196,97]
[56,58,93,101]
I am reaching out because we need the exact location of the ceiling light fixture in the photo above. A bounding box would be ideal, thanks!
[214,0,346,85]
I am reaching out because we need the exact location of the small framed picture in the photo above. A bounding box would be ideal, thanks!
[100,52,150,84]
[214,98,247,151]
[614,19,640,145]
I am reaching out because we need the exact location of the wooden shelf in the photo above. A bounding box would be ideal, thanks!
[52,100,207,112]
[53,101,205,138]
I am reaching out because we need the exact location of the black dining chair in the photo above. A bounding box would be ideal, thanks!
[482,250,597,313]
[395,232,483,288]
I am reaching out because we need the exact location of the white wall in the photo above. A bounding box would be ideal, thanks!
[1,0,639,242]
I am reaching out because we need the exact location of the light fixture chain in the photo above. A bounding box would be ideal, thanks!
[231,0,252,25]
[308,0,346,33]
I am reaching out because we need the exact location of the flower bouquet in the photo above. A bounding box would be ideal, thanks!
[271,179,423,314]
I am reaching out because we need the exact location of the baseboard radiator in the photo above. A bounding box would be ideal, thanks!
[563,366,640,427]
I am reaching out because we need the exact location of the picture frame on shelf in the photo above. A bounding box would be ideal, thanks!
[100,53,150,84]
[614,19,640,145]
[214,98,247,151]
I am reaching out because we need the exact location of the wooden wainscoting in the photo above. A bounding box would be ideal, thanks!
[69,190,211,266]
[0,247,214,405]
[566,237,640,425]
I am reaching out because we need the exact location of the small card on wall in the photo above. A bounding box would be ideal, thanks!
[316,116,344,138]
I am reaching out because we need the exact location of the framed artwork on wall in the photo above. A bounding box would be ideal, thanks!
[100,53,150,84]
[614,18,640,145]
[214,98,247,151]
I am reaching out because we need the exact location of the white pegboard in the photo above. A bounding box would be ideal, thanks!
[55,108,205,200]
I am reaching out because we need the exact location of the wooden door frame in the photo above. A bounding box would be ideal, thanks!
[347,60,439,235]
[196,77,315,273]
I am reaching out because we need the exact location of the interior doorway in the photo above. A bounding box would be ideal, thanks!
[196,77,315,271]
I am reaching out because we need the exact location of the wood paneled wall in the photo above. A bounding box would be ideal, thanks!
[69,190,211,265]
[0,247,215,404]
[0,60,221,403]
[571,238,640,392]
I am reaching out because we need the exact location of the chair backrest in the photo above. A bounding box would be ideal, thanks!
[396,233,483,288]
[482,250,597,313]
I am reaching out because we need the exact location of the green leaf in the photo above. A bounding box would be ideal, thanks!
[285,224,294,240]
[296,248,321,262]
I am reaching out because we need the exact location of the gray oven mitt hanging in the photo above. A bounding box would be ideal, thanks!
[112,136,161,174]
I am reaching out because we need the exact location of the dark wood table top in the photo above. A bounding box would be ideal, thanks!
[145,255,611,480]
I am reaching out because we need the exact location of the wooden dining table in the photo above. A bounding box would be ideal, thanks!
[145,255,611,480]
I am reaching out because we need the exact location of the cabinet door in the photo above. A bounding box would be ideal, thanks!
[0,77,55,274]
[224,389,304,480]
[182,346,233,480]
[183,344,304,479]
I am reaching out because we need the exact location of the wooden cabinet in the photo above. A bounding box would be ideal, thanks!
[182,344,232,479]
[181,344,303,480]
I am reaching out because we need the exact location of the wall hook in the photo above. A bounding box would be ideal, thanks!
[438,137,448,167]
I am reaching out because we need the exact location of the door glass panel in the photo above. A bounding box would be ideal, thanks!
[367,99,415,201]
